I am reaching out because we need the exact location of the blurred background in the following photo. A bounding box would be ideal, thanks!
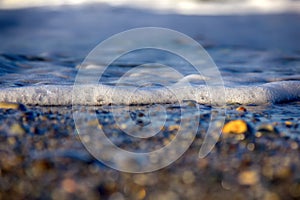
[0,0,299,57]
[1,0,300,14]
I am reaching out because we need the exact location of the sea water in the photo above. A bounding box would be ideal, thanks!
[0,2,300,106]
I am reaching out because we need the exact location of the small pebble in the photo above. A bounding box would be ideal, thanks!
[291,142,298,150]
[185,100,197,107]
[62,178,77,193]
[247,143,255,151]
[238,170,259,186]
[274,166,291,180]
[257,124,278,134]
[182,171,195,184]
[197,158,208,169]
[136,188,146,200]
[168,125,180,132]
[236,106,247,112]
[10,123,25,136]
[222,120,248,134]
[285,121,293,128]
[30,160,52,177]
[0,102,26,111]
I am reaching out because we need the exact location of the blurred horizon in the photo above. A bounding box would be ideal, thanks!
[0,0,299,56]
[1,0,300,15]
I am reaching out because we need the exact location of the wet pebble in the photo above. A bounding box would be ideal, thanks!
[62,178,78,193]
[238,170,259,186]
[236,106,247,112]
[168,125,180,132]
[256,124,279,138]
[0,102,26,111]
[222,120,248,135]
[285,121,293,128]
[182,171,195,184]
[257,124,278,133]
[9,123,25,136]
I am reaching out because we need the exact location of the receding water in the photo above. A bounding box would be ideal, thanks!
[0,4,300,105]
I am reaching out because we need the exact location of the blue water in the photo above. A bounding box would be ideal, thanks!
[0,3,300,104]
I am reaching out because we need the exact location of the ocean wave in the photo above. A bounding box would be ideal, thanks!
[0,80,299,105]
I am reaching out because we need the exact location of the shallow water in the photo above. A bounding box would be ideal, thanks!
[1,47,300,87]
[0,4,300,104]
[1,47,300,105]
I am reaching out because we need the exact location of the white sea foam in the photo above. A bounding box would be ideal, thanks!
[0,81,299,105]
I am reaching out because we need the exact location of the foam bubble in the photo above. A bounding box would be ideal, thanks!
[0,81,299,105]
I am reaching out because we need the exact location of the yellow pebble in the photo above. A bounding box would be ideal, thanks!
[136,188,146,200]
[285,121,293,127]
[236,106,247,112]
[222,120,248,134]
[10,123,25,136]
[238,170,259,186]
[168,125,180,131]
[182,171,195,184]
[169,134,176,140]
[0,102,19,109]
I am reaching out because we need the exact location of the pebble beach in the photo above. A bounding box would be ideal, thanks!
[1,1,300,199]
[1,102,300,199]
